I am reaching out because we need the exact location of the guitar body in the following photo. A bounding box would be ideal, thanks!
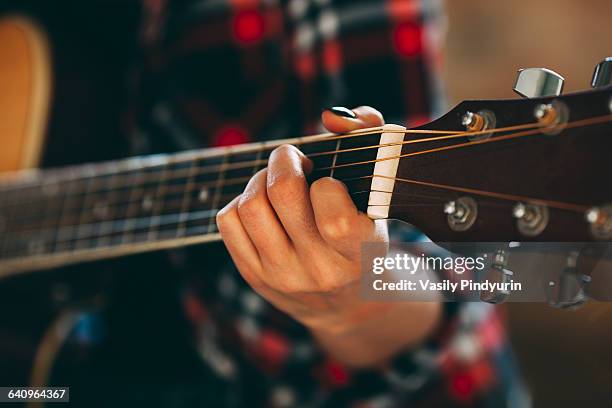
[0,16,50,173]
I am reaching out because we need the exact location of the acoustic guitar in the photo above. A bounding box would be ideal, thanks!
[0,17,611,282]
[1,15,612,399]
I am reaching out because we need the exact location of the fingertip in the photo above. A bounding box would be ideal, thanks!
[321,109,362,133]
[310,176,349,196]
[310,177,357,217]
[352,106,385,127]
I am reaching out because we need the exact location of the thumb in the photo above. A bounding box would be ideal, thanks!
[322,106,385,133]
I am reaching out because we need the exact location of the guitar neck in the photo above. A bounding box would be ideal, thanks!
[0,126,392,277]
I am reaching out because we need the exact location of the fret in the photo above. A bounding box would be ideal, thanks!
[149,161,197,240]
[298,130,385,212]
[103,168,137,246]
[147,161,171,241]
[330,131,382,212]
[50,175,77,253]
[121,170,142,244]
[329,138,341,178]
[25,182,56,255]
[52,172,82,254]
[72,168,101,251]
[300,137,338,179]
[37,178,65,252]
[121,162,161,244]
[207,152,229,234]
[253,143,264,176]
[176,159,198,238]
[180,156,218,237]
[93,166,123,249]
[2,185,46,258]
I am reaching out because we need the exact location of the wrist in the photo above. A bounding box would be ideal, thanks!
[303,301,400,336]
[308,301,443,368]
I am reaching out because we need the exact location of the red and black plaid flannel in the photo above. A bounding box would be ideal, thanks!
[129,0,530,406]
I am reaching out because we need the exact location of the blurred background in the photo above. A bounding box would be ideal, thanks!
[445,0,612,405]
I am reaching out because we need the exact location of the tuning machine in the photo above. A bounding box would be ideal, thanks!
[547,251,590,310]
[513,68,565,98]
[480,248,513,304]
[585,205,612,240]
[461,110,496,141]
[444,197,478,232]
[591,57,612,88]
[591,57,612,113]
[513,202,549,237]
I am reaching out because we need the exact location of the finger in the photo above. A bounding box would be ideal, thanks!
[266,144,324,248]
[216,195,264,286]
[321,105,385,133]
[310,177,387,259]
[237,169,293,261]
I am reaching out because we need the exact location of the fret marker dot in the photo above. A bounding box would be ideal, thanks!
[142,195,154,211]
[198,189,209,203]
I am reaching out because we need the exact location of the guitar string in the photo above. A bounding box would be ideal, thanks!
[0,188,434,250]
[0,126,460,192]
[2,111,609,212]
[6,113,605,219]
[316,114,612,171]
[0,175,592,259]
[0,121,541,203]
[0,189,441,249]
[368,175,589,212]
[0,188,528,252]
[1,142,598,255]
[6,111,609,214]
[1,114,607,242]
[6,187,455,236]
[0,119,528,250]
[0,114,609,252]
[0,117,544,230]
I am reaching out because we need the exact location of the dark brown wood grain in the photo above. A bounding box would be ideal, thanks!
[390,86,612,241]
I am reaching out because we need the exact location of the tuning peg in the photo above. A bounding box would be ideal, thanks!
[591,57,612,88]
[513,68,565,98]
[480,249,513,304]
[546,251,590,310]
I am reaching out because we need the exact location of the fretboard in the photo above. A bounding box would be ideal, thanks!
[0,127,388,277]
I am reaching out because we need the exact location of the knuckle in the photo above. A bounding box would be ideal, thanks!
[272,279,300,294]
[315,276,342,292]
[319,215,353,242]
[237,192,265,218]
[313,268,351,292]
[216,204,237,231]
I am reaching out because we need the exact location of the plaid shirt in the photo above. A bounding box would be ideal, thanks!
[120,0,530,406]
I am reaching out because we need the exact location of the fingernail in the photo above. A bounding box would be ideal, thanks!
[323,106,357,119]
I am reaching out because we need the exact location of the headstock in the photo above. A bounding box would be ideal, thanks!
[387,60,612,242]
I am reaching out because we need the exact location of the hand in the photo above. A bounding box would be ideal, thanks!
[217,106,441,367]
